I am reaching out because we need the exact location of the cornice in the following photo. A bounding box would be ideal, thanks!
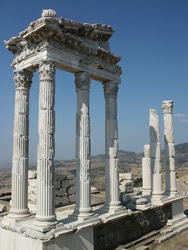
[5,9,122,77]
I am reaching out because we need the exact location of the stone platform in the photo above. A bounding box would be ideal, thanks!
[1,199,187,250]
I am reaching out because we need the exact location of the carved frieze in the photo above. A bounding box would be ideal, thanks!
[5,9,122,78]
[14,70,33,89]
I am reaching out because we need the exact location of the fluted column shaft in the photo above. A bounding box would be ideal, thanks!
[74,72,92,217]
[142,144,151,196]
[162,100,177,196]
[35,61,56,224]
[10,69,33,217]
[150,109,163,199]
[104,82,121,211]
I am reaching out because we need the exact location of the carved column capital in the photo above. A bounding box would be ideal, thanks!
[75,72,90,92]
[14,69,33,89]
[103,81,119,99]
[162,100,174,114]
[39,60,56,81]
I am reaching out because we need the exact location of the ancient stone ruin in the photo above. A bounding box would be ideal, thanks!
[0,9,187,250]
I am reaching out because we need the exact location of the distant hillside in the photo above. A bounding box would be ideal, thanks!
[1,143,187,171]
[175,143,188,166]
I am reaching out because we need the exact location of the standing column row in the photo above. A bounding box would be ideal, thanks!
[74,72,93,219]
[9,70,33,218]
[35,61,56,227]
[104,82,121,212]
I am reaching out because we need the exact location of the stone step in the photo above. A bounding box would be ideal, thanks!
[120,230,160,249]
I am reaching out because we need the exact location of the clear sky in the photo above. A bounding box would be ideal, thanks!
[0,0,188,165]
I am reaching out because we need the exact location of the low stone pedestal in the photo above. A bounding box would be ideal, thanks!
[167,196,188,227]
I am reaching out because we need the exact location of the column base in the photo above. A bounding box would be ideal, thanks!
[151,195,164,206]
[142,189,151,196]
[1,213,32,229]
[8,208,30,219]
[165,190,178,197]
[104,201,123,214]
[73,208,96,222]
[33,215,57,232]
[98,206,129,223]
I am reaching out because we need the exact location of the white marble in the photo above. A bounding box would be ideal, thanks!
[104,82,122,212]
[162,100,177,196]
[74,72,93,219]
[142,144,151,196]
[2,8,124,248]
[35,61,56,227]
[9,69,33,218]
[149,109,163,202]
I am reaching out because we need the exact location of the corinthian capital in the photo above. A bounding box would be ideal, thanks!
[103,81,118,99]
[39,61,56,81]
[75,72,90,92]
[14,69,33,89]
[162,100,174,114]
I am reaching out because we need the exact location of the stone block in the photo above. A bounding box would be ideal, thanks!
[0,204,5,213]
[28,193,37,202]
[119,180,134,193]
[55,181,61,189]
[62,196,69,205]
[135,246,148,250]
[55,196,63,206]
[28,179,37,187]
[67,187,75,195]
[68,179,75,186]
[91,186,99,194]
[55,174,66,181]
[67,175,75,180]
[62,179,68,188]
[28,186,37,194]
[119,173,134,181]
[56,188,67,197]
[68,194,75,203]
[28,170,37,179]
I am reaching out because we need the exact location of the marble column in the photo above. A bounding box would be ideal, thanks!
[162,100,177,197]
[150,109,163,200]
[104,82,121,212]
[35,61,56,227]
[74,72,93,218]
[9,69,33,218]
[142,144,151,196]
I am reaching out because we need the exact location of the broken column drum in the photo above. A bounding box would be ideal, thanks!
[74,72,93,218]
[142,144,151,196]
[149,109,163,200]
[104,82,122,212]
[162,100,177,197]
[4,9,122,226]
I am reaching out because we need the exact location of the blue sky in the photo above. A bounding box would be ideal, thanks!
[0,0,188,164]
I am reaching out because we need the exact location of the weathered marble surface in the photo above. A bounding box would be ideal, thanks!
[142,144,151,196]
[104,82,122,212]
[162,100,177,196]
[149,109,163,201]
[35,60,56,226]
[74,72,93,219]
[9,69,33,218]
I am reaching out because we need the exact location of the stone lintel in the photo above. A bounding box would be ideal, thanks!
[14,49,121,83]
